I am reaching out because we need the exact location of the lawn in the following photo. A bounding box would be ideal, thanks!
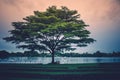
[0,63,120,80]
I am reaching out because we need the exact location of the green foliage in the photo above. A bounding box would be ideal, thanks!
[3,6,95,63]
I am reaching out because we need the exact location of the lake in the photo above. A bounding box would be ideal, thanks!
[0,57,120,64]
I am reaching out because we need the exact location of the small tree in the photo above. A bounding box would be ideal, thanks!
[4,6,95,63]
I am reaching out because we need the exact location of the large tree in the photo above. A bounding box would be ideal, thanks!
[4,6,95,63]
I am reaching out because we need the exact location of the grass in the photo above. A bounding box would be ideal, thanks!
[0,63,120,80]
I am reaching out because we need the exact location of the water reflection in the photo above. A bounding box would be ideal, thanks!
[0,57,120,64]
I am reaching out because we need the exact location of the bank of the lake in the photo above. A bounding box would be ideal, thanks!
[0,63,120,80]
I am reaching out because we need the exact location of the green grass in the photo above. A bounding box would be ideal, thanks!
[0,63,120,80]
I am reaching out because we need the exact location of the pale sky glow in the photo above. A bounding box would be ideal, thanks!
[0,0,120,53]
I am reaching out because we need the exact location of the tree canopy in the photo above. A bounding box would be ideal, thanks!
[3,6,95,63]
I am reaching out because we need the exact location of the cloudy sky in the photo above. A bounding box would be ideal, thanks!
[0,0,120,53]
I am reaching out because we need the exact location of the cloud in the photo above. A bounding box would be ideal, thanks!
[115,0,120,4]
[107,0,120,20]
[1,0,18,5]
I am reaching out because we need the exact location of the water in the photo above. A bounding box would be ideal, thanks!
[0,57,120,64]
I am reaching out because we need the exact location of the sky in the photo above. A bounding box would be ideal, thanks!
[0,0,120,53]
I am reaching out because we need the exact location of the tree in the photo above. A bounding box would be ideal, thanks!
[0,50,10,59]
[3,6,95,63]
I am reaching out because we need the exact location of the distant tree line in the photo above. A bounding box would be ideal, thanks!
[61,51,120,57]
[0,50,120,59]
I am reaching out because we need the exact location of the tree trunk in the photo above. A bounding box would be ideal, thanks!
[51,52,55,64]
